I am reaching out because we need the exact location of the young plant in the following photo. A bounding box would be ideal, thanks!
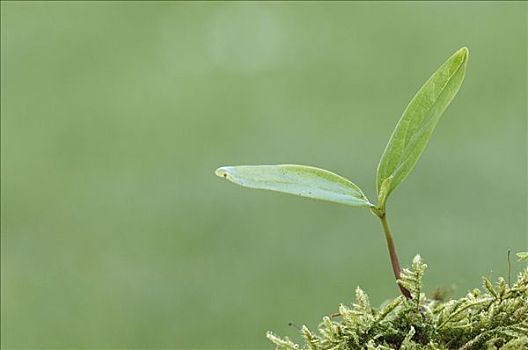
[215,47,469,298]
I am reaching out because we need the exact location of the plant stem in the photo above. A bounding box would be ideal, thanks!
[378,212,412,299]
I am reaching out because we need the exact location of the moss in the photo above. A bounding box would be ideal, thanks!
[267,256,528,350]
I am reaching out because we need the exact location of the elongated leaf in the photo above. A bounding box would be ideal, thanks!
[215,164,372,207]
[376,47,469,202]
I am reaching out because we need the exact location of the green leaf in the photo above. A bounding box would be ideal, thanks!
[376,47,469,203]
[215,164,372,207]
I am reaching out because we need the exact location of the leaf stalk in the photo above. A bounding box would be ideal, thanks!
[376,211,412,299]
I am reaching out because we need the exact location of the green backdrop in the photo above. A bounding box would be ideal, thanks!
[1,2,526,348]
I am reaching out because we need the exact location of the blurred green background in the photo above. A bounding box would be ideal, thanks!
[1,1,526,348]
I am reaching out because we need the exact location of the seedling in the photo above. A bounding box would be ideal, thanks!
[215,47,469,299]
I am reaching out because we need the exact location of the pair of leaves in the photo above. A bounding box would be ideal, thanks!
[216,47,469,209]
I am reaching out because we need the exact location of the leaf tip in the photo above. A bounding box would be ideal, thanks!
[459,46,469,56]
[456,46,469,65]
[215,166,231,179]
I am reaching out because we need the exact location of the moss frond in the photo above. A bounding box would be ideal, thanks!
[268,255,528,349]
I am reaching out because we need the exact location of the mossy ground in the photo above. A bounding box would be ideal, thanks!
[268,256,528,350]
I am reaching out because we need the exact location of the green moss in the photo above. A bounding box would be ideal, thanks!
[268,256,528,350]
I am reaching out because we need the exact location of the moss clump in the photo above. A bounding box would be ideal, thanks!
[268,256,528,350]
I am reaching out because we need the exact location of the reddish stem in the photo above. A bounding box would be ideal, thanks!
[379,213,412,299]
